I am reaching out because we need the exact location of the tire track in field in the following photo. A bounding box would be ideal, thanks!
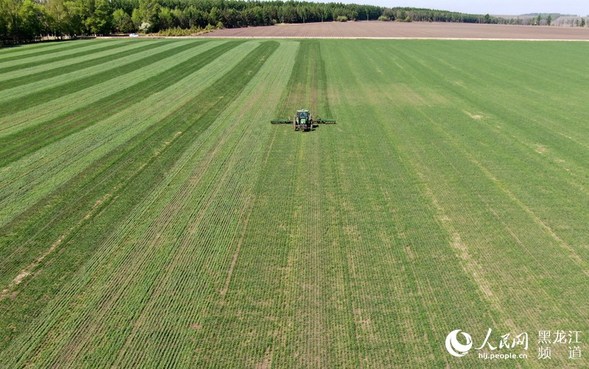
[0,39,191,118]
[367,43,585,344]
[359,46,520,324]
[0,41,242,168]
[277,40,349,368]
[0,41,164,92]
[407,42,589,164]
[464,149,589,277]
[404,104,585,335]
[392,112,583,365]
[320,42,508,367]
[411,44,589,172]
[0,40,134,74]
[395,44,589,266]
[0,191,112,300]
[0,42,280,367]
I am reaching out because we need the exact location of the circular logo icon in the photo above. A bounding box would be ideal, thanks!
[445,329,473,357]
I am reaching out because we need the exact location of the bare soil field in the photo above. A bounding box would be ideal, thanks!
[204,21,589,40]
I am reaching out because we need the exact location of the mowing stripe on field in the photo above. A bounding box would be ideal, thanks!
[0,41,166,92]
[0,41,244,229]
[0,41,148,83]
[0,40,134,74]
[0,42,252,298]
[0,42,279,365]
[0,41,238,167]
[0,40,194,134]
[0,40,198,118]
[13,39,291,368]
[0,40,177,86]
[110,41,297,369]
[428,43,589,171]
[0,39,258,344]
[0,40,96,62]
[0,41,247,230]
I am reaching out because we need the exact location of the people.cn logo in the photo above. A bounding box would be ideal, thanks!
[445,329,473,357]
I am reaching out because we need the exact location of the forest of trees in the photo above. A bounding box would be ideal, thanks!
[0,0,562,45]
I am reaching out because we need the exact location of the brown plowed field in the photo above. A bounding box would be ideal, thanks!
[204,21,589,40]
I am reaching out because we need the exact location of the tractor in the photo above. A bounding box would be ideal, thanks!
[271,109,336,131]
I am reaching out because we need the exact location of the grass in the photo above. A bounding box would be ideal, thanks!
[0,38,588,368]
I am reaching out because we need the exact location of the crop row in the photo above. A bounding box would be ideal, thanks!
[0,40,297,368]
[1,39,588,368]
[0,40,258,339]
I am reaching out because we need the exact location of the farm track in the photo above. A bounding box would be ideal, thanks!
[0,38,588,368]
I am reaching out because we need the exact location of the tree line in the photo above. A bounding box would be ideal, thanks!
[1,0,508,44]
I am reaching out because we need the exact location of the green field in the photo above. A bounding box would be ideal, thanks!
[0,38,588,368]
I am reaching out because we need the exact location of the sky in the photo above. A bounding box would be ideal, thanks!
[342,1,589,16]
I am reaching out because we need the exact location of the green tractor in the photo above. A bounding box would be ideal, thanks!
[271,109,336,132]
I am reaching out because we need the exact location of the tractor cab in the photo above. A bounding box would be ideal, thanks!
[271,109,335,132]
[295,109,312,131]
[296,110,310,121]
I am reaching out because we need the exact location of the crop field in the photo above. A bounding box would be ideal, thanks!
[0,38,588,368]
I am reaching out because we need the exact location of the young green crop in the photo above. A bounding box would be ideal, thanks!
[0,38,588,368]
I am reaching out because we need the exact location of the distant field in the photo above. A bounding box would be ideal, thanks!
[0,39,588,368]
[205,21,589,39]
